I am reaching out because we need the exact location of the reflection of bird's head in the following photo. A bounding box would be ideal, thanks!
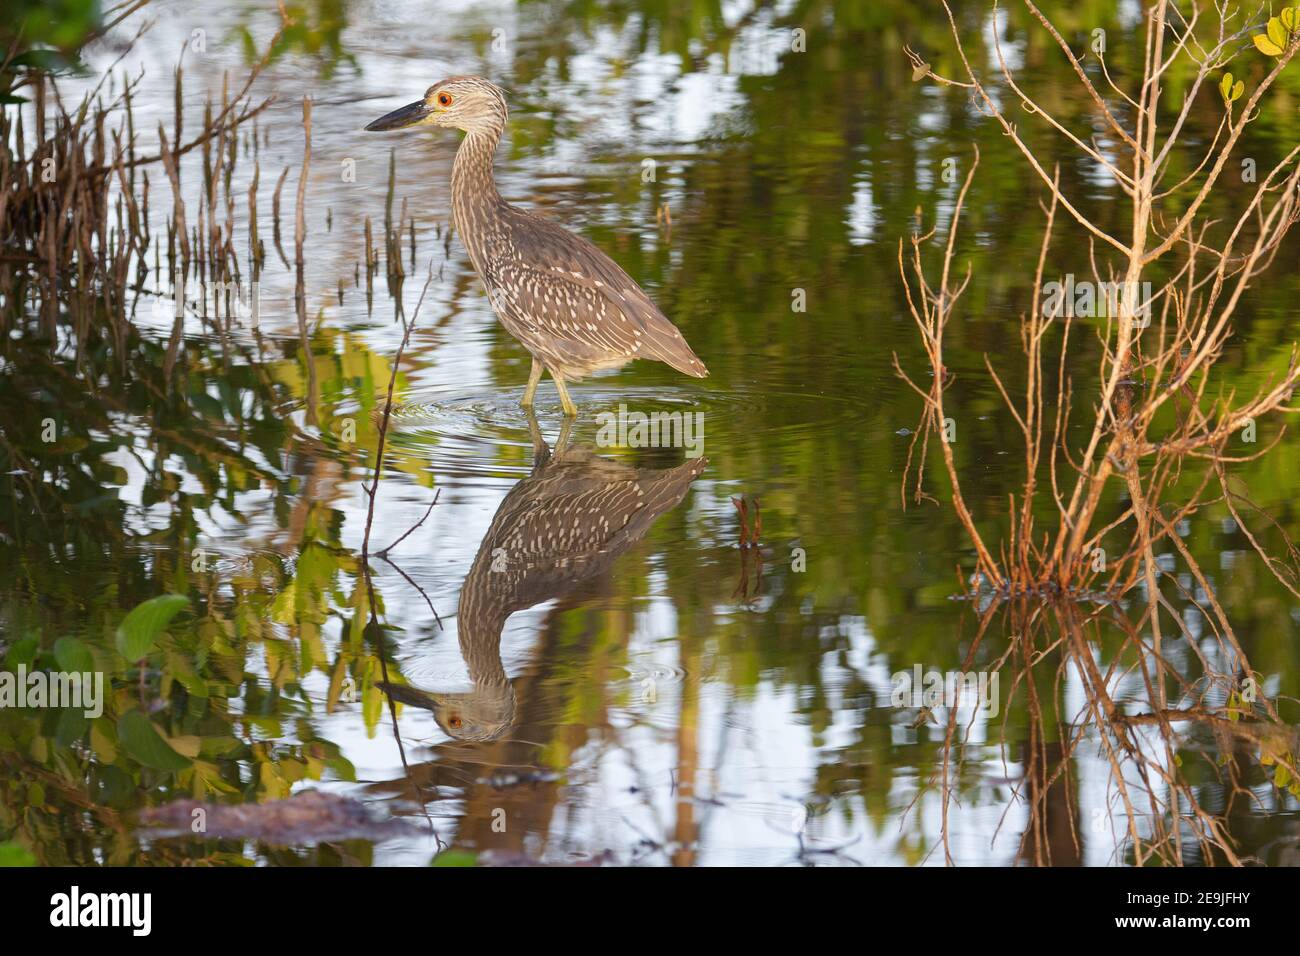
[379,434,706,746]
[430,684,517,742]
[377,680,517,743]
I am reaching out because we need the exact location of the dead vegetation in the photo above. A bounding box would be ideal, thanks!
[897,0,1300,865]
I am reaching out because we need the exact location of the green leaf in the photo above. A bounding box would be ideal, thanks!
[431,849,478,867]
[1268,16,1288,50]
[4,635,38,670]
[1254,34,1284,56]
[1283,7,1297,32]
[115,594,188,660]
[116,710,191,771]
[55,707,88,747]
[53,636,93,673]
[1233,80,1245,101]
[0,843,36,867]
[1220,73,1233,103]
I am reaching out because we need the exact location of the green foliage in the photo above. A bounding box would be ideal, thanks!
[0,0,99,98]
[53,637,94,673]
[115,711,190,771]
[0,843,37,867]
[1219,72,1245,106]
[430,849,478,867]
[1253,8,1300,56]
[115,595,188,660]
[235,0,356,78]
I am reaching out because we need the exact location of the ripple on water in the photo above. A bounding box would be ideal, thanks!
[363,371,880,486]
[616,660,689,687]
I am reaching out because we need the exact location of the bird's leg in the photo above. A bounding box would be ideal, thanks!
[523,406,550,466]
[554,416,574,457]
[520,357,543,408]
[551,371,578,417]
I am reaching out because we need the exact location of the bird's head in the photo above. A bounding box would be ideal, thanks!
[364,75,508,136]
[430,684,517,742]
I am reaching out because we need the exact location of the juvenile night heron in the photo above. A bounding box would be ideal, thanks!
[365,76,708,416]
[378,414,706,741]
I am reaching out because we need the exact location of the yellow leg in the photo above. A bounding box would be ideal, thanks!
[523,406,548,463]
[521,357,543,408]
[555,416,574,456]
[552,372,578,417]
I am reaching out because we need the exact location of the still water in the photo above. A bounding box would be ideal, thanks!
[3,0,1299,865]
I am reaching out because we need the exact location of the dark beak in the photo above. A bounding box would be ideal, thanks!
[364,100,432,132]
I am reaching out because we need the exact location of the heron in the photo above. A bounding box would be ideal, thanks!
[365,76,708,416]
[377,413,706,741]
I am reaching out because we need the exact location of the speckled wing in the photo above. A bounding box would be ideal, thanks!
[460,451,706,624]
[484,207,709,379]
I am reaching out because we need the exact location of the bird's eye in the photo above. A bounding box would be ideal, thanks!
[437,92,453,108]
[449,715,462,729]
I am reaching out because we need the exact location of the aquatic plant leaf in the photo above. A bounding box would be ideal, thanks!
[5,635,38,669]
[117,710,190,771]
[53,636,93,673]
[115,594,188,660]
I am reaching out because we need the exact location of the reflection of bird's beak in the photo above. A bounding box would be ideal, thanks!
[365,100,434,131]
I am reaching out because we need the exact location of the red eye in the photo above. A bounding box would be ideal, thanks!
[449,715,462,729]
[437,92,453,107]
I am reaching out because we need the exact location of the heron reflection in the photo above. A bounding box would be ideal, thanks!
[379,414,706,742]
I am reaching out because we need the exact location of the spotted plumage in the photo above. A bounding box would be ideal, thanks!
[459,438,707,642]
[376,425,705,742]
[367,75,708,414]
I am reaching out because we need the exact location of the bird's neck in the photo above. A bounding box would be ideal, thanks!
[457,557,512,686]
[451,125,505,228]
[458,626,509,687]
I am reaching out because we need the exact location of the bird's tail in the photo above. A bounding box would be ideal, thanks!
[638,313,709,378]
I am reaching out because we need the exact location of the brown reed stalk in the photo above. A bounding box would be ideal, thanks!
[898,0,1300,867]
